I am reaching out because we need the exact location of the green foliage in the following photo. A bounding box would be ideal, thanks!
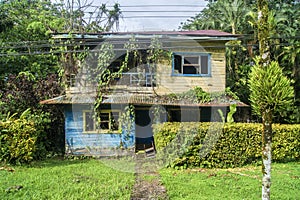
[167,86,212,103]
[119,105,135,142]
[0,109,52,164]
[154,122,300,168]
[0,74,65,158]
[166,86,239,105]
[181,0,251,34]
[249,60,294,117]
[58,1,122,32]
[227,104,237,123]
[218,103,237,123]
[0,0,64,79]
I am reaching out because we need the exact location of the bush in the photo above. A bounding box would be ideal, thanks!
[0,109,51,164]
[153,122,300,168]
[0,73,65,156]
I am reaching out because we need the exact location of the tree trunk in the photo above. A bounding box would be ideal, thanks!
[262,111,272,200]
[257,0,270,66]
[257,1,272,199]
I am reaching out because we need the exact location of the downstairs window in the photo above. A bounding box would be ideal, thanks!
[83,110,121,133]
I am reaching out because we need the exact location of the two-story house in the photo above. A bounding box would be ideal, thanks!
[41,30,247,156]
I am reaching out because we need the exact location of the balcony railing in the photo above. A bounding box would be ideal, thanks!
[67,72,156,94]
[116,72,156,87]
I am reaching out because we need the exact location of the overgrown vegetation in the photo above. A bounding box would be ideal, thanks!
[153,122,300,169]
[160,86,240,105]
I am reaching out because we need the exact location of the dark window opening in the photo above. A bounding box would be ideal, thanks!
[173,53,210,76]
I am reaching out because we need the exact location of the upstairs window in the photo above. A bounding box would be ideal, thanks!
[83,110,120,133]
[172,53,211,76]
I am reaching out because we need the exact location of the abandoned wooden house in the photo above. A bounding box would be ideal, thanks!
[41,30,248,156]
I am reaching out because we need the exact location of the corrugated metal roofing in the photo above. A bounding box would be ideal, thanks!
[40,94,248,107]
[52,30,239,40]
[102,30,237,37]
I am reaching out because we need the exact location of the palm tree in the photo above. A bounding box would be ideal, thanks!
[57,0,122,33]
[181,0,251,34]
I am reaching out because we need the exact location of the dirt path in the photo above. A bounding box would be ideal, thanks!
[130,154,169,200]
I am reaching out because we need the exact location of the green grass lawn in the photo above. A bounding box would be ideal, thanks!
[1,159,299,200]
[0,158,135,200]
[159,162,300,200]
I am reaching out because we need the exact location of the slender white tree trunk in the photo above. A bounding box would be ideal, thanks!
[257,0,271,198]
[262,112,272,200]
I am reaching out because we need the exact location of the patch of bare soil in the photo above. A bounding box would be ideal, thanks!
[130,172,168,200]
[130,154,169,200]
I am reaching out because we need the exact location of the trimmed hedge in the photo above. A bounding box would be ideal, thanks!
[153,122,300,168]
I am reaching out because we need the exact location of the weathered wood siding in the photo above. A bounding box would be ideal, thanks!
[64,105,135,155]
[66,41,227,96]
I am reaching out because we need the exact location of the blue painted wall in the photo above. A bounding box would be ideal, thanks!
[64,105,135,155]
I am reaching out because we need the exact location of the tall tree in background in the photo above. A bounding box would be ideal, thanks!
[0,0,122,79]
[180,0,251,34]
[0,0,64,79]
[56,0,122,33]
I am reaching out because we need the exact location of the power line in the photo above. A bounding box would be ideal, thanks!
[84,5,207,8]
[118,16,194,18]
[120,10,200,13]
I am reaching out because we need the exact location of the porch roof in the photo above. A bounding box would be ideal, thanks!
[40,94,248,107]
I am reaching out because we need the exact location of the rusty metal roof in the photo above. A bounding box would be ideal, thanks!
[52,30,239,40]
[40,94,248,107]
[102,30,237,37]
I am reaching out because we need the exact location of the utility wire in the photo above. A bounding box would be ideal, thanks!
[79,5,207,8]
[120,11,201,13]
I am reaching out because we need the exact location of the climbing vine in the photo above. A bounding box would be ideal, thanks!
[90,36,167,133]
[151,105,167,124]
[57,36,89,88]
[119,105,135,146]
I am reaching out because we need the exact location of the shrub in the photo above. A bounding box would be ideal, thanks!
[0,109,51,164]
[153,122,300,168]
[0,73,65,156]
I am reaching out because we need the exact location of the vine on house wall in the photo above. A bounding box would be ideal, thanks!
[151,105,167,124]
[119,105,135,147]
[57,35,89,89]
[91,36,167,129]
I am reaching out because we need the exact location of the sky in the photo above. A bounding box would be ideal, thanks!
[93,0,208,31]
